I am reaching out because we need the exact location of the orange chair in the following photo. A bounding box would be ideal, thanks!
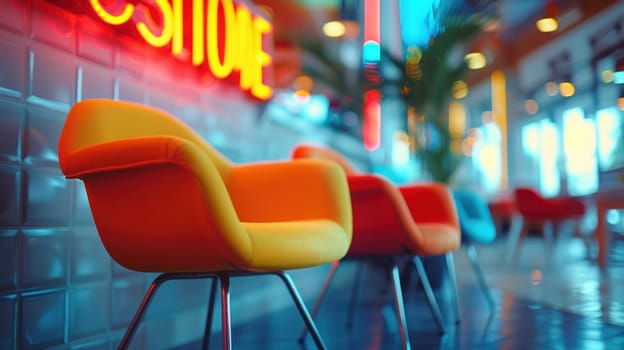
[58,100,353,350]
[292,144,461,349]
[509,187,586,264]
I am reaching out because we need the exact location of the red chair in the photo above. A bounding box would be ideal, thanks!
[509,187,586,264]
[293,144,461,349]
[58,100,354,350]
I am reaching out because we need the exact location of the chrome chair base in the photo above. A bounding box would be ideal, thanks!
[300,256,448,350]
[118,271,326,350]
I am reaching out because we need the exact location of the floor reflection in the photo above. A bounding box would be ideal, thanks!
[174,236,624,349]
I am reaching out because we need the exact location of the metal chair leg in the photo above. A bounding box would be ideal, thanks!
[466,244,496,309]
[275,271,327,350]
[390,260,412,350]
[219,273,232,350]
[118,273,172,350]
[506,214,525,266]
[202,278,218,350]
[298,260,341,343]
[445,252,461,324]
[413,257,447,334]
[346,260,365,329]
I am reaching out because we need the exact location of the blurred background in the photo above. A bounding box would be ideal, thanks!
[1,0,624,349]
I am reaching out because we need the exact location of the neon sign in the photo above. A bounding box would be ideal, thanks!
[86,0,273,100]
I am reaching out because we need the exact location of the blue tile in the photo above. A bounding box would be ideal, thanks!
[70,338,109,350]
[0,230,19,291]
[21,290,66,349]
[145,316,177,350]
[69,282,109,340]
[175,279,212,310]
[72,181,94,225]
[0,33,26,98]
[111,277,147,329]
[0,166,21,225]
[71,228,110,283]
[144,278,177,318]
[0,99,24,162]
[117,77,146,104]
[24,105,65,166]
[112,260,141,278]
[0,295,17,350]
[111,329,146,350]
[22,229,68,289]
[24,167,71,226]
[27,47,75,110]
[79,63,115,100]
[30,0,76,53]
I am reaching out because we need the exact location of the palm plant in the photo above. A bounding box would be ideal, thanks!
[293,9,487,182]
[384,13,486,183]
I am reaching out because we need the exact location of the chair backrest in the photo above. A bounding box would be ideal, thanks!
[452,189,496,243]
[58,99,251,272]
[513,187,546,217]
[58,99,232,178]
[292,144,359,175]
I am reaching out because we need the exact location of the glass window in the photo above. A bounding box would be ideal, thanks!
[562,107,598,195]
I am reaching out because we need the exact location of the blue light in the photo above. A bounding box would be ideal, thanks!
[303,95,330,124]
[399,0,442,48]
[362,40,380,63]
[614,71,624,84]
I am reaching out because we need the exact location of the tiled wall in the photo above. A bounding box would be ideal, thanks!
[0,0,341,349]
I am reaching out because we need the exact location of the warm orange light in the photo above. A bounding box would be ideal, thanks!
[536,17,558,33]
[536,1,558,33]
[192,0,205,65]
[136,0,173,48]
[452,80,468,99]
[207,0,236,78]
[251,16,273,100]
[560,82,575,97]
[86,0,273,100]
[491,70,508,189]
[462,136,475,156]
[545,81,558,96]
[465,52,487,70]
[90,0,134,25]
[294,75,314,91]
[531,269,543,285]
[171,0,183,55]
[234,4,253,89]
[618,97,624,111]
[449,101,466,138]
[323,21,346,38]
[525,99,539,115]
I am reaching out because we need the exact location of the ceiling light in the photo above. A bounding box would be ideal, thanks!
[559,81,575,97]
[536,1,559,33]
[525,99,539,115]
[465,52,487,70]
[322,21,346,38]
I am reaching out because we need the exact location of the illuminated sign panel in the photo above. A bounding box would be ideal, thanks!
[64,0,273,100]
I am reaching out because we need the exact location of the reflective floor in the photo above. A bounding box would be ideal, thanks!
[175,235,624,349]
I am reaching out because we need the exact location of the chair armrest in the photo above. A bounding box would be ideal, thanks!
[61,135,254,268]
[226,159,352,235]
[60,135,199,178]
[399,182,459,229]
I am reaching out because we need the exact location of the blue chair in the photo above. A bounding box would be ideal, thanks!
[452,189,497,313]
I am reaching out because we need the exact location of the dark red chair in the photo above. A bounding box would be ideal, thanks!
[292,144,461,349]
[509,187,586,264]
